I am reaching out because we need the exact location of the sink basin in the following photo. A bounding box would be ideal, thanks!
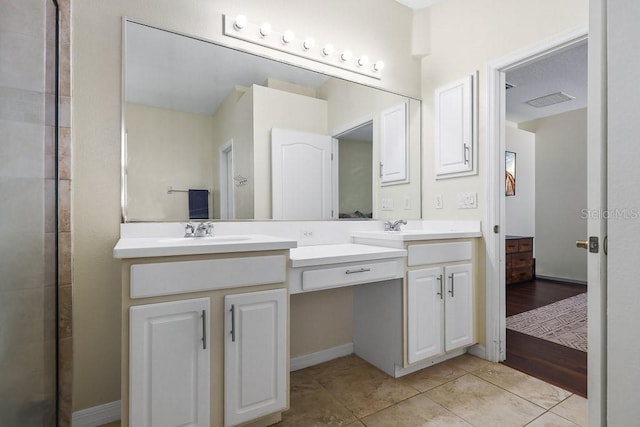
[158,236,252,244]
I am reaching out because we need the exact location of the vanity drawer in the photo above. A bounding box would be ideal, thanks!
[407,241,472,266]
[130,255,286,298]
[302,260,403,292]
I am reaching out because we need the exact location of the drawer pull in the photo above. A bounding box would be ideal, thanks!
[230,304,236,343]
[345,268,371,274]
[201,310,207,350]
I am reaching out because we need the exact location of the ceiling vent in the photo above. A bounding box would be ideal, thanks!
[505,82,516,90]
[526,91,575,108]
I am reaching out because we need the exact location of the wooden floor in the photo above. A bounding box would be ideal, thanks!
[503,279,588,397]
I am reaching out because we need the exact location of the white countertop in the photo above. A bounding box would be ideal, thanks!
[290,243,407,268]
[113,234,297,259]
[351,229,482,242]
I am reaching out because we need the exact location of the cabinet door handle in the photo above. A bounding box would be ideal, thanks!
[448,274,454,297]
[436,274,443,299]
[464,144,470,164]
[201,310,207,350]
[346,268,371,274]
[230,304,236,343]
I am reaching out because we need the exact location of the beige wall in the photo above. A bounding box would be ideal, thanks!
[72,0,417,412]
[419,0,587,350]
[211,87,255,219]
[126,103,214,221]
[520,109,588,282]
[420,0,588,221]
[319,78,422,219]
[338,139,373,216]
[252,85,328,218]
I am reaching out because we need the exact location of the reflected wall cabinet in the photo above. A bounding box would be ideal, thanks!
[434,73,477,178]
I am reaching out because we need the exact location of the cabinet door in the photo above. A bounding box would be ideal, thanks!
[224,288,287,427]
[407,267,444,364]
[435,74,475,177]
[130,298,210,427]
[444,263,475,351]
[380,102,408,184]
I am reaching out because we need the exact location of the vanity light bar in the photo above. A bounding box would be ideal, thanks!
[223,14,384,80]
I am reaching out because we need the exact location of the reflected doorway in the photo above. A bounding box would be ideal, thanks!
[334,121,373,219]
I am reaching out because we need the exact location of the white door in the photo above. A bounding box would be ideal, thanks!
[444,263,474,352]
[435,74,474,177]
[380,103,408,184]
[129,298,210,427]
[271,128,333,219]
[224,288,287,427]
[407,267,444,364]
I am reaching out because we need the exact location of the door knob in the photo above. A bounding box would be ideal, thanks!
[576,240,588,250]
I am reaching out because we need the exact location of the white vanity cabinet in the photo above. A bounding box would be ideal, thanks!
[118,249,292,427]
[406,241,475,365]
[224,289,287,427]
[407,263,474,364]
[129,298,211,427]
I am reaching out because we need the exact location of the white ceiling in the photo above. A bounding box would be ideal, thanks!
[126,22,329,115]
[506,42,588,123]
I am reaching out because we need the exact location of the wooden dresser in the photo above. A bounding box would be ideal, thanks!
[506,236,535,284]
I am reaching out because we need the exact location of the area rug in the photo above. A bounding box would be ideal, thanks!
[506,293,587,352]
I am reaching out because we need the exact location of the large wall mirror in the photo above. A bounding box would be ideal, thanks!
[123,20,422,222]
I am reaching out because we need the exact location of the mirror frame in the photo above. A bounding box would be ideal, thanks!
[120,17,422,223]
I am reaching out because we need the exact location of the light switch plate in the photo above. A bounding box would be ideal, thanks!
[435,194,443,209]
[381,198,394,210]
[403,197,411,210]
[457,192,477,209]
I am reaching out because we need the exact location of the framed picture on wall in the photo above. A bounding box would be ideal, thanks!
[505,151,516,196]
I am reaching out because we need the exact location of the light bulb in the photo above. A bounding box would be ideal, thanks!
[340,50,353,62]
[302,37,315,51]
[357,56,370,67]
[233,15,247,31]
[259,22,272,37]
[322,43,334,56]
[282,30,295,45]
[373,60,385,72]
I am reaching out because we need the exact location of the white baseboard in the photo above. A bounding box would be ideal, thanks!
[536,275,587,286]
[392,348,466,378]
[467,344,487,359]
[290,342,354,371]
[72,400,121,427]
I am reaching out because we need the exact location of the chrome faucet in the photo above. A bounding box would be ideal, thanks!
[194,222,215,237]
[384,219,407,232]
[184,223,195,237]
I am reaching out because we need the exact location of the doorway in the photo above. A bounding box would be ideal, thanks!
[333,121,374,219]
[484,26,606,418]
[501,42,588,396]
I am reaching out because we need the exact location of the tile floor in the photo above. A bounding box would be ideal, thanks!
[99,354,587,427]
[277,354,587,427]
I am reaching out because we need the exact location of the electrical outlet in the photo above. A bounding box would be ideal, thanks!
[381,198,394,210]
[403,197,411,210]
[435,194,443,209]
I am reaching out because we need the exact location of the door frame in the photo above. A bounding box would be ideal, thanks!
[484,24,605,418]
[330,115,376,218]
[219,139,234,219]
